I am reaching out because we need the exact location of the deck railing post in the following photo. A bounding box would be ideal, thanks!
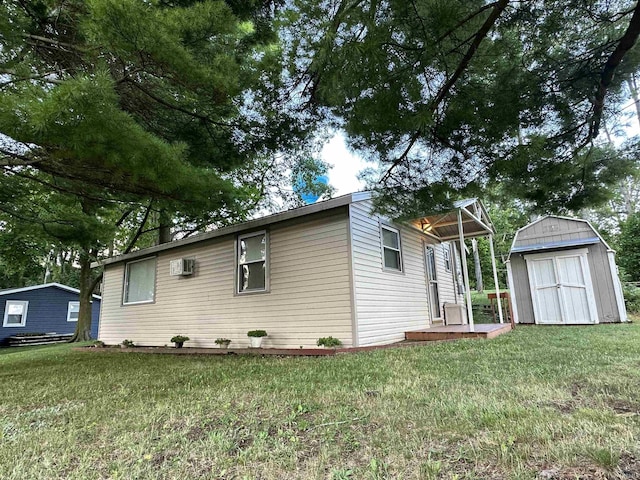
[458,209,475,332]
[489,234,504,324]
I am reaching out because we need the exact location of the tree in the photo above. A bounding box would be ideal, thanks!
[617,212,640,281]
[285,0,639,215]
[0,1,327,340]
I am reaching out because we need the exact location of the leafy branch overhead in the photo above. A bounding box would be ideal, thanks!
[287,0,640,213]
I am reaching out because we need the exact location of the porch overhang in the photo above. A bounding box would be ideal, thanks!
[408,198,495,241]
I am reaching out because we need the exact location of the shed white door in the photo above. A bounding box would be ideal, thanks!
[525,249,597,324]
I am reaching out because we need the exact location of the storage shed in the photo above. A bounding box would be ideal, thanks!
[506,216,627,325]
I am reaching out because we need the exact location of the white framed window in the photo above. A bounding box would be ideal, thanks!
[381,225,403,272]
[444,244,452,272]
[237,231,268,293]
[67,301,80,322]
[3,300,28,327]
[123,257,156,305]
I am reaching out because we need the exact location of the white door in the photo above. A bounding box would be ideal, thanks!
[526,249,598,324]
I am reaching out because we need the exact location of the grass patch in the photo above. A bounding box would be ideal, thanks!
[2,325,640,478]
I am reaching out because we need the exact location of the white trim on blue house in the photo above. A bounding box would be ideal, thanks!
[67,301,80,322]
[0,283,102,300]
[3,300,29,327]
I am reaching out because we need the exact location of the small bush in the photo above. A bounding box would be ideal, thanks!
[317,336,342,348]
[170,335,189,344]
[247,330,267,338]
[623,283,640,314]
[215,338,231,345]
[121,339,135,348]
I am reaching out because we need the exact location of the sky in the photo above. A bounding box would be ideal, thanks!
[321,132,369,196]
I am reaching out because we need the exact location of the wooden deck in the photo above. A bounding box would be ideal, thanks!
[405,323,512,341]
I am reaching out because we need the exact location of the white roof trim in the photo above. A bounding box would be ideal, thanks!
[508,215,613,260]
[95,191,373,267]
[0,283,102,299]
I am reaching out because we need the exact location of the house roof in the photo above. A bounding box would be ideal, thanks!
[0,282,102,299]
[409,198,495,240]
[507,215,613,260]
[94,192,495,268]
[94,192,373,267]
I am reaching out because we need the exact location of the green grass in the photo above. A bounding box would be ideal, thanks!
[2,326,640,479]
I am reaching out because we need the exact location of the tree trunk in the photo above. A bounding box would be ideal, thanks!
[70,250,93,342]
[472,238,483,292]
[627,74,640,127]
[158,209,172,244]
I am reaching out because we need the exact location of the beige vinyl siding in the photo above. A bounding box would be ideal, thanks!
[350,200,435,346]
[99,211,353,348]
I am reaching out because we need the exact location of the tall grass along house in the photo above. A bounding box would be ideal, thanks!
[95,193,502,348]
[507,216,627,325]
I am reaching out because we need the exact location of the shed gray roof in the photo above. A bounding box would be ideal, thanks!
[508,215,612,259]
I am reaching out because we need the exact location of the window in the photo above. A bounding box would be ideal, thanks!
[381,225,402,271]
[123,257,156,304]
[444,244,452,272]
[67,301,80,322]
[425,247,441,319]
[237,231,268,293]
[3,300,28,327]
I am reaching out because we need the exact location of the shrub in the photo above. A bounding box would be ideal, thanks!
[215,338,231,345]
[317,336,343,348]
[170,335,189,344]
[247,330,267,338]
[623,283,640,314]
[121,339,135,348]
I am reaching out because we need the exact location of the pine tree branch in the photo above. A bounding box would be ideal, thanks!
[123,201,154,254]
[590,2,640,139]
[0,148,45,166]
[381,0,510,183]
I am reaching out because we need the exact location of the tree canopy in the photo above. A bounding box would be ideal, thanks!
[286,0,640,215]
[0,0,330,340]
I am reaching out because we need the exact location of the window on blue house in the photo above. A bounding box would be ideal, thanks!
[3,300,28,327]
[67,301,80,322]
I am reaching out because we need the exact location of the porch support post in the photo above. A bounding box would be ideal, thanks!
[489,234,504,323]
[458,209,475,331]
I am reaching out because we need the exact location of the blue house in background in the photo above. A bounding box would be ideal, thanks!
[0,283,100,345]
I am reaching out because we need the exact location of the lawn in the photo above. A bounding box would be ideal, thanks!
[2,325,640,479]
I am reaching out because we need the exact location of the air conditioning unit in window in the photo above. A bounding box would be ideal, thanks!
[170,258,195,276]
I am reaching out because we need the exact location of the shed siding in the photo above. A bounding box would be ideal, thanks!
[98,211,353,348]
[509,254,534,323]
[586,243,619,323]
[1,287,100,343]
[510,217,621,323]
[350,200,458,346]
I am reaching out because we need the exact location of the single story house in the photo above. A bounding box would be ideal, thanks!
[95,193,499,348]
[0,283,101,344]
[506,215,627,325]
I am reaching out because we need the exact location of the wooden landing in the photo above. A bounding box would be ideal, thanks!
[405,323,512,341]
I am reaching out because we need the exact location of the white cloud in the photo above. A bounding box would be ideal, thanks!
[322,132,369,196]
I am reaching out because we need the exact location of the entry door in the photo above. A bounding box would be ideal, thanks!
[525,249,597,324]
[425,246,441,321]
